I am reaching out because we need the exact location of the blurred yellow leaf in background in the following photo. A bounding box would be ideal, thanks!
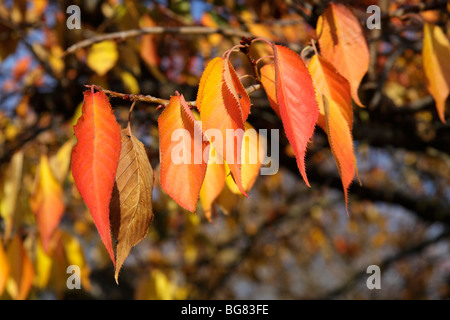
[0,151,23,240]
[87,40,119,76]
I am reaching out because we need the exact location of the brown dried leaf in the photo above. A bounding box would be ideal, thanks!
[110,129,154,283]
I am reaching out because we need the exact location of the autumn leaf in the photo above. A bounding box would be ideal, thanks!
[30,154,66,253]
[71,90,122,264]
[110,128,154,283]
[260,62,280,117]
[139,14,166,83]
[61,231,92,291]
[158,94,210,212]
[121,71,140,95]
[200,12,223,47]
[271,44,319,187]
[140,14,160,68]
[423,22,450,123]
[12,56,31,81]
[0,150,23,241]
[196,57,248,196]
[199,146,226,222]
[316,3,369,107]
[324,95,355,213]
[5,236,34,300]
[135,269,187,300]
[0,238,9,295]
[34,238,53,289]
[49,137,76,183]
[308,54,355,212]
[308,55,353,127]
[215,182,239,215]
[200,122,264,221]
[86,40,119,76]
[225,122,266,195]
[223,59,252,122]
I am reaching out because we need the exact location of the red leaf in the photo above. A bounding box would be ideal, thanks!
[71,90,122,264]
[272,45,319,186]
[158,94,210,212]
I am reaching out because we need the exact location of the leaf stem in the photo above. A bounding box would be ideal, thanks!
[255,55,274,66]
[127,100,137,135]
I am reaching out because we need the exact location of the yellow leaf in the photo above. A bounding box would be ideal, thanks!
[49,138,76,183]
[30,154,65,253]
[61,231,91,291]
[423,23,450,123]
[121,71,140,94]
[87,40,118,76]
[225,122,265,194]
[0,151,24,240]
[49,45,65,76]
[135,269,187,300]
[34,239,53,289]
[200,146,225,222]
[71,102,83,130]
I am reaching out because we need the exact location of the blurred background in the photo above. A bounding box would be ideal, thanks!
[0,0,449,300]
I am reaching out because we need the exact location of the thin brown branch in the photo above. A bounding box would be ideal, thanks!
[85,83,262,108]
[64,26,252,56]
[85,84,176,106]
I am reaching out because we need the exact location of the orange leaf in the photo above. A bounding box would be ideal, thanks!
[158,94,210,212]
[272,44,319,187]
[308,55,353,127]
[260,62,280,117]
[223,59,252,122]
[225,122,266,194]
[71,90,122,264]
[30,154,65,253]
[199,146,226,222]
[317,3,369,107]
[6,236,34,300]
[196,57,248,196]
[309,55,355,213]
[423,22,450,123]
[0,238,9,295]
[325,96,355,211]
[140,14,160,68]
[13,56,31,81]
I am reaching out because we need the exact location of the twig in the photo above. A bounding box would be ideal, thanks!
[85,83,262,108]
[85,84,176,106]
[64,26,252,56]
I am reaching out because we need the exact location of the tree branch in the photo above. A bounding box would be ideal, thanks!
[85,84,262,107]
[63,26,252,56]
